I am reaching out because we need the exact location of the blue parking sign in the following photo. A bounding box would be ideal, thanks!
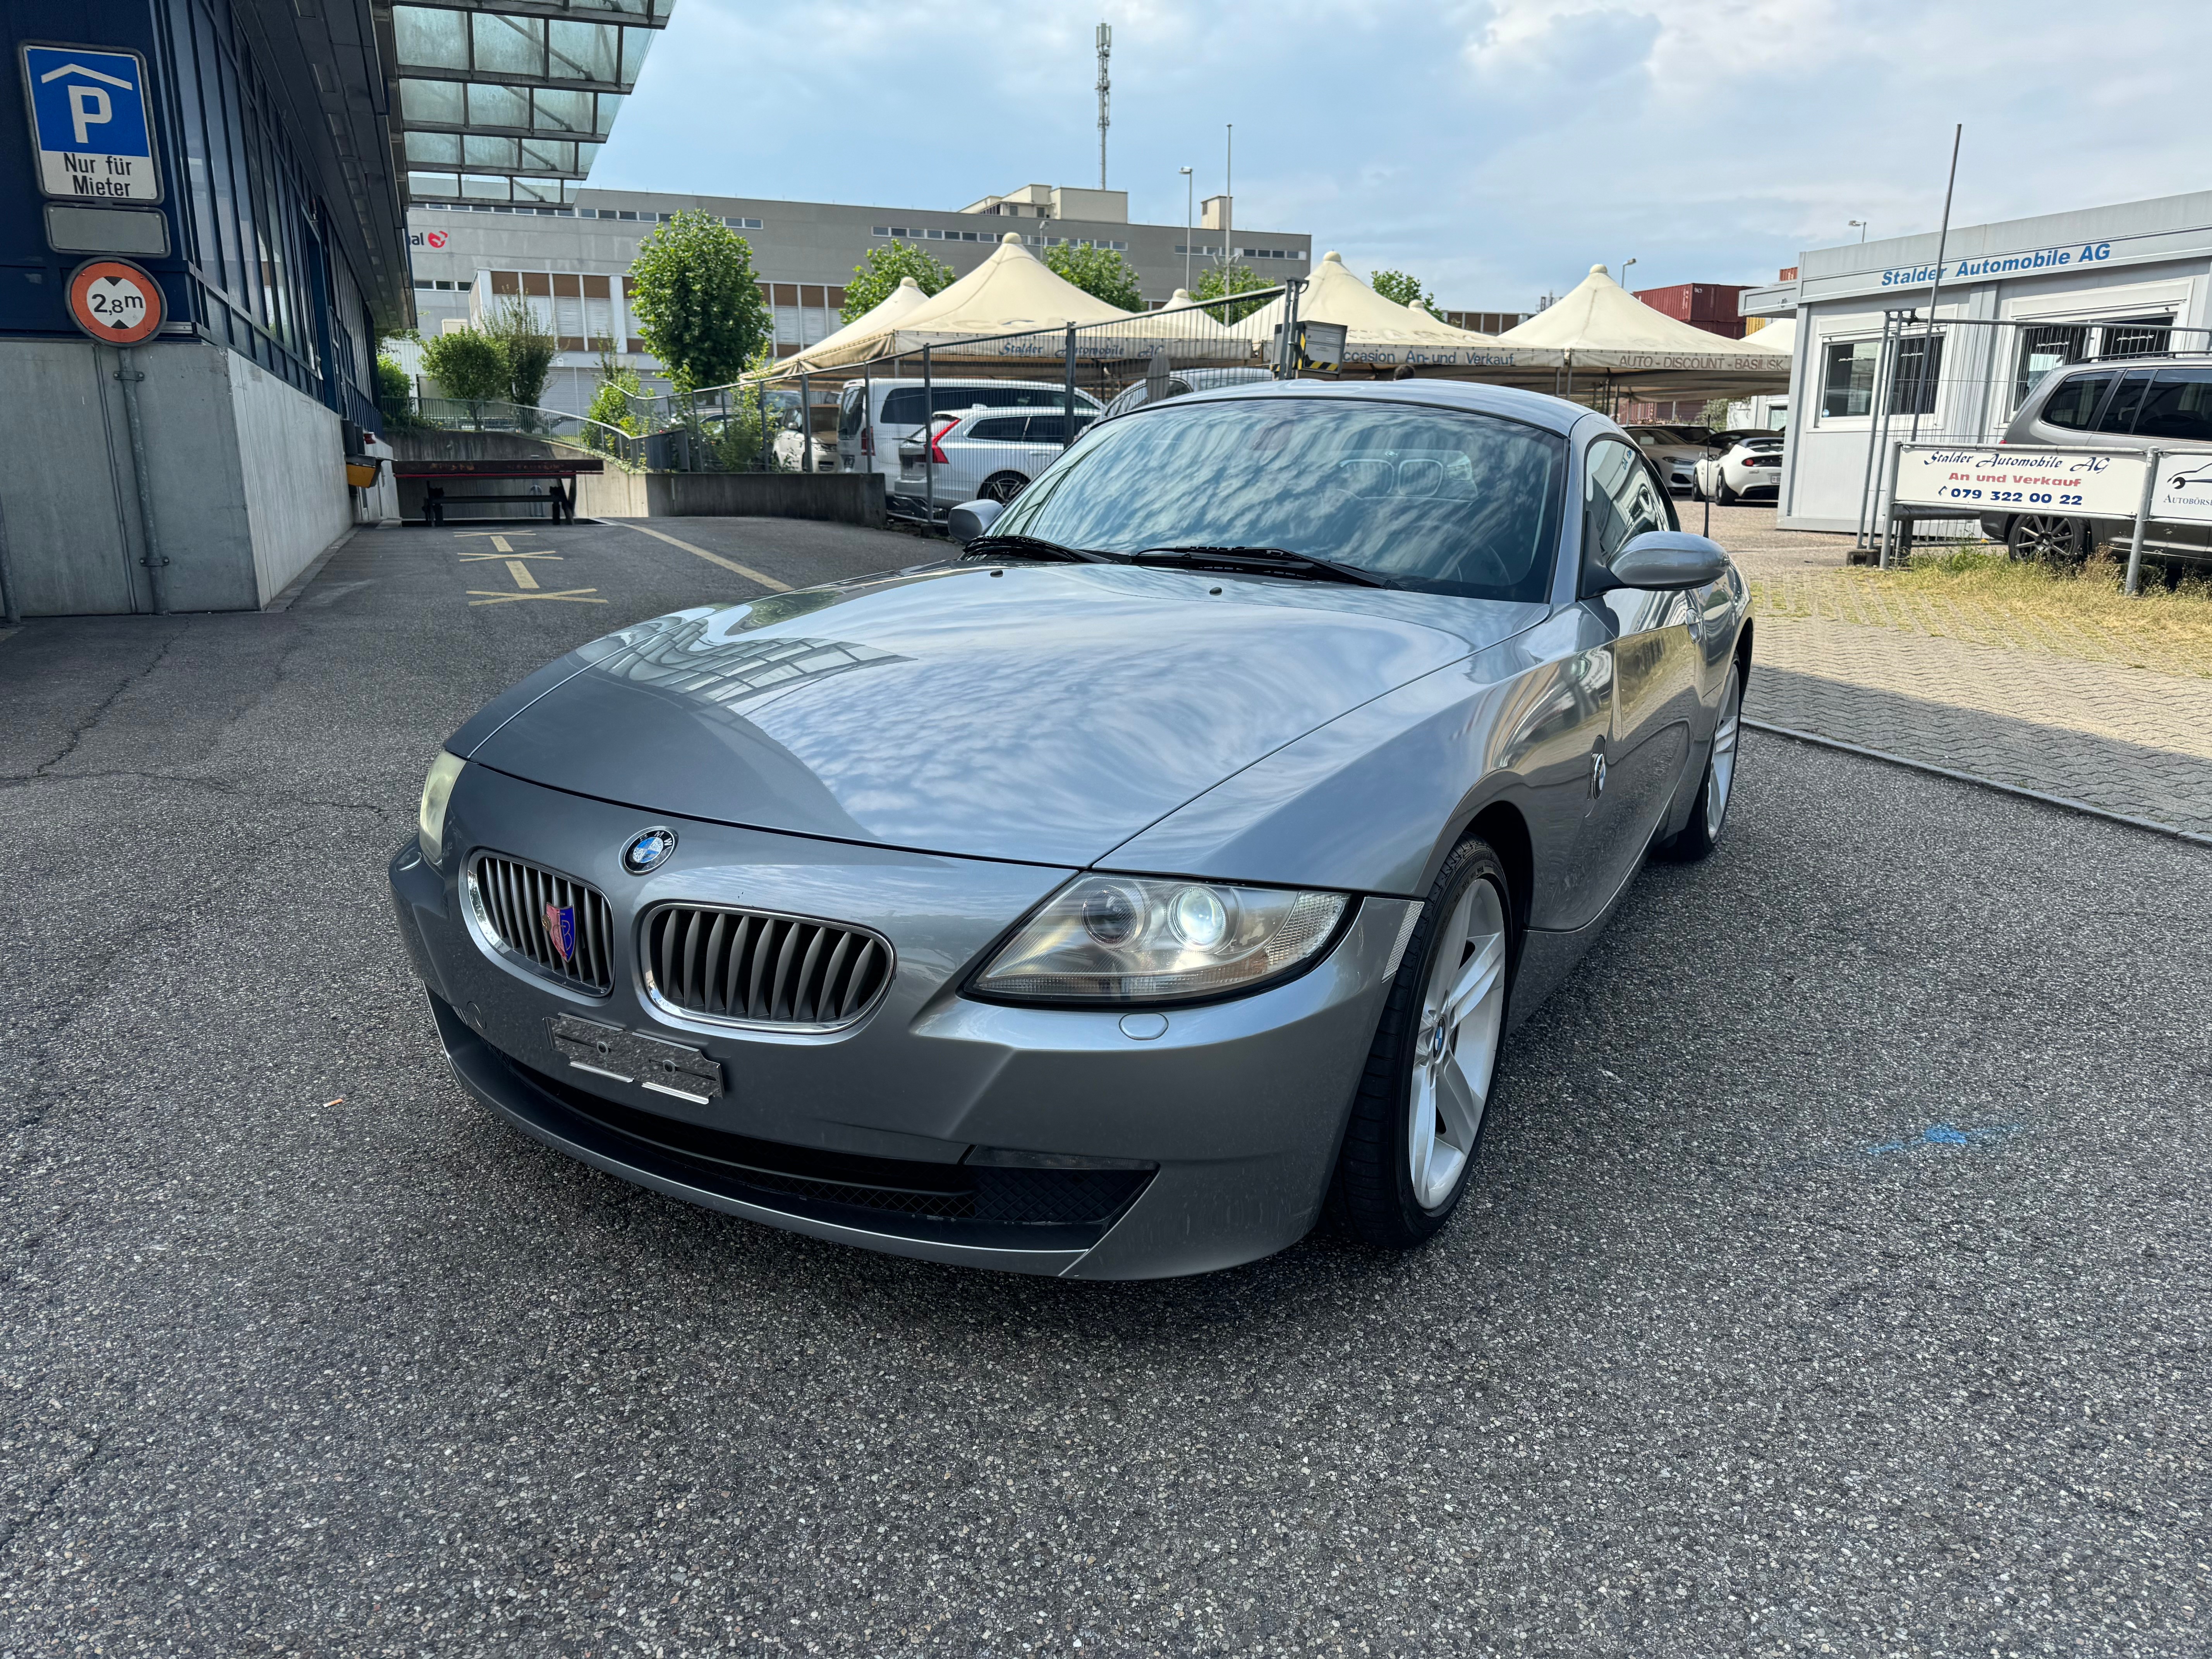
[21,44,161,204]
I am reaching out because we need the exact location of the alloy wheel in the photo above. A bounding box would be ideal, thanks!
[1705,665,1743,842]
[2009,515,2081,562]
[1407,878,1508,1211]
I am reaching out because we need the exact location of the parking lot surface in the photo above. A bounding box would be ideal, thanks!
[3,517,2208,1656]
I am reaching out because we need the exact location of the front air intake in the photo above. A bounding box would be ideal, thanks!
[468,854,615,995]
[643,904,892,1029]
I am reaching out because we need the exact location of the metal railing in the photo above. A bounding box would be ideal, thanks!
[385,395,650,469]
[1838,311,2212,556]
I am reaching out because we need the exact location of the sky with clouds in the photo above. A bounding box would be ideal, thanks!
[594,0,2201,311]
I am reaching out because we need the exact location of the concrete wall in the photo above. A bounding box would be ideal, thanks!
[641,471,886,526]
[0,336,353,615]
[228,350,352,601]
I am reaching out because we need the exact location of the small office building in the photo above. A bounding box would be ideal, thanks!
[1740,191,2212,532]
[401,183,1315,417]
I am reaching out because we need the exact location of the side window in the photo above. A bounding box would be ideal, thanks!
[2040,371,2112,430]
[969,417,1025,440]
[2133,369,2212,443]
[2095,368,2157,434]
[1583,439,1668,568]
[838,388,863,438]
[880,388,925,426]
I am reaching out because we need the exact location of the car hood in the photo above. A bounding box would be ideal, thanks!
[464,562,1546,868]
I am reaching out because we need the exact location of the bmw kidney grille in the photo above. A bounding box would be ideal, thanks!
[644,904,891,1028]
[469,853,615,995]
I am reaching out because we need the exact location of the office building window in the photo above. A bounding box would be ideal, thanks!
[2013,324,2086,406]
[1891,333,1942,416]
[2099,314,2173,359]
[153,0,378,429]
[1820,340,1880,418]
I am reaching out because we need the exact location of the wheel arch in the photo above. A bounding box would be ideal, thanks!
[1463,800,1534,951]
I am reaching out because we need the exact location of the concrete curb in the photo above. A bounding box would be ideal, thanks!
[264,525,362,613]
[1743,717,2212,850]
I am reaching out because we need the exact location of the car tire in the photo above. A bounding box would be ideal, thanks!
[1656,658,1743,862]
[979,471,1029,504]
[1716,477,1738,505]
[1333,837,1517,1250]
[2007,514,2084,563]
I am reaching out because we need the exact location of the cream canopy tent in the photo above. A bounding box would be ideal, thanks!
[1494,264,1791,400]
[1744,316,1796,356]
[780,275,933,376]
[1231,252,1522,371]
[775,232,1152,370]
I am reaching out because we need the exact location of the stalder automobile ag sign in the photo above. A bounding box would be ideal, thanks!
[1890,445,2145,518]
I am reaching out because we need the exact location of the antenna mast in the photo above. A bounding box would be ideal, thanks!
[1096,22,1111,190]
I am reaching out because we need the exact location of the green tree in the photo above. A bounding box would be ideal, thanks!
[586,354,643,436]
[842,241,955,323]
[1369,268,1437,313]
[627,210,773,393]
[1043,243,1142,311]
[416,327,508,426]
[484,296,558,417]
[374,356,416,426]
[1194,263,1273,324]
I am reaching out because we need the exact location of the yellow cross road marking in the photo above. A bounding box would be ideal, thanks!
[453,530,534,537]
[506,560,539,589]
[467,588,605,606]
[610,521,790,591]
[457,551,561,562]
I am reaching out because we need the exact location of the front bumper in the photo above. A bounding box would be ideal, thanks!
[388,764,1410,1278]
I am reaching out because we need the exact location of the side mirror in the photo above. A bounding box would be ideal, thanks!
[1595,530,1731,593]
[947,498,1004,546]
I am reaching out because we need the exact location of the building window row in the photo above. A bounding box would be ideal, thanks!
[871,225,1132,252]
[414,202,764,231]
[1236,247,1302,261]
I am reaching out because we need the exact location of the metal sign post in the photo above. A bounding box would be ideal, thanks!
[2125,449,2162,597]
[922,343,935,532]
[62,257,168,612]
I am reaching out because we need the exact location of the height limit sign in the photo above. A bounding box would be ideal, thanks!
[20,43,162,203]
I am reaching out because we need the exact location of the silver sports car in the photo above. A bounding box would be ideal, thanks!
[388,381,1750,1279]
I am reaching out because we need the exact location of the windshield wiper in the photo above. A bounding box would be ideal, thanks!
[959,534,1119,565]
[1127,545,1392,588]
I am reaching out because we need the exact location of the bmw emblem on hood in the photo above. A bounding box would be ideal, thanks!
[622,827,677,874]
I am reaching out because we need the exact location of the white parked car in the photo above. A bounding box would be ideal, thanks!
[898,406,1099,505]
[1625,424,1714,496]
[1692,433,1787,503]
[835,379,1103,485]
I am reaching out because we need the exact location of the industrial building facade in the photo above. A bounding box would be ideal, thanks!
[400,182,1317,414]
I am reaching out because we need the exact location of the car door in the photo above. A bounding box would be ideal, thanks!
[1578,437,1700,899]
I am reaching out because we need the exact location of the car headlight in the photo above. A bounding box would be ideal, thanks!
[972,876,1348,1005]
[417,749,466,864]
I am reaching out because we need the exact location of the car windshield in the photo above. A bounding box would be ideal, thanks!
[990,398,1568,603]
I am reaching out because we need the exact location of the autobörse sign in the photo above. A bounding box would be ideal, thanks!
[19,44,162,204]
[1893,444,2212,526]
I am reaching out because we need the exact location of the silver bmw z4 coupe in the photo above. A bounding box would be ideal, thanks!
[388,381,1751,1279]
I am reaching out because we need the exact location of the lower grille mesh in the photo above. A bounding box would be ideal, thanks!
[646,904,891,1027]
[471,854,615,995]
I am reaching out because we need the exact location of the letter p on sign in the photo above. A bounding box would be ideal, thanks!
[70,84,112,144]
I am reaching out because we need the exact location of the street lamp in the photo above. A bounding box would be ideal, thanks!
[1619,257,1637,287]
[1850,220,1869,242]
[1180,166,1194,294]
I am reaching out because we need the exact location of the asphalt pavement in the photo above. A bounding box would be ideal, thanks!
[2,515,2207,1657]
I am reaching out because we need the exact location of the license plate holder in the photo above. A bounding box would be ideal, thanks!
[548,1014,724,1106]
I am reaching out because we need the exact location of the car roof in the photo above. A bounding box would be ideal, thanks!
[1161,376,1590,438]
[2049,354,2212,372]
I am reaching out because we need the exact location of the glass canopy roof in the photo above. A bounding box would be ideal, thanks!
[389,0,675,206]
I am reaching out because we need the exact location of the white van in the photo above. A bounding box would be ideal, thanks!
[835,379,1103,484]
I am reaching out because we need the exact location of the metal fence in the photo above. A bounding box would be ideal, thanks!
[385,395,651,470]
[1839,309,2212,554]
[742,282,1301,526]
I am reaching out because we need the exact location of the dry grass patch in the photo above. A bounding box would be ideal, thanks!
[1750,548,2212,679]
